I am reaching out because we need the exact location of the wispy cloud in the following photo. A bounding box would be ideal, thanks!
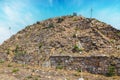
[0,0,120,44]
[2,0,36,27]
[78,1,120,29]
[0,0,38,44]
[49,0,53,6]
[94,6,120,29]
[0,24,10,44]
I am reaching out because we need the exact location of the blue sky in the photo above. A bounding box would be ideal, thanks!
[0,0,120,44]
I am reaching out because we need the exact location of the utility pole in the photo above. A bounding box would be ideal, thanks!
[78,63,84,80]
[9,27,11,37]
[90,8,93,18]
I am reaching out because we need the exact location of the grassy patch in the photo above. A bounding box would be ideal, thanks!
[56,65,63,70]
[8,63,12,67]
[72,45,83,52]
[12,68,19,73]
[117,32,120,36]
[0,59,4,63]
[110,39,115,43]
[14,45,26,57]
[27,75,33,79]
[77,68,82,72]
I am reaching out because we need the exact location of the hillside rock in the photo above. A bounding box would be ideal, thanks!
[0,15,120,65]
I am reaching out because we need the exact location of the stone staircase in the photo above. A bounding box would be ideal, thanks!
[91,27,110,42]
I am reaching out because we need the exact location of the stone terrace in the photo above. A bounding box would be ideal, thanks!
[50,56,120,76]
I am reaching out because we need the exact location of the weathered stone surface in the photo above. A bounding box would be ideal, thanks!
[0,15,119,78]
[0,52,7,61]
[50,56,120,75]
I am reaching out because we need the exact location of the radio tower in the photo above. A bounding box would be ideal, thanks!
[9,27,11,37]
[90,8,93,18]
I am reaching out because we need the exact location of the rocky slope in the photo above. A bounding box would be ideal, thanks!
[0,15,120,65]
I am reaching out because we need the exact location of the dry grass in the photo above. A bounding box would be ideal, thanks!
[1,62,119,80]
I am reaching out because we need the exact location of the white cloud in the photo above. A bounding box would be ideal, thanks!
[78,3,120,30]
[0,25,10,44]
[95,7,120,29]
[2,0,34,26]
[0,0,38,44]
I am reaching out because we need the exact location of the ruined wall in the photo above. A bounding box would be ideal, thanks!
[50,56,120,76]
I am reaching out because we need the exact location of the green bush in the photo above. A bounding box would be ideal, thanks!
[14,45,19,53]
[106,65,115,77]
[73,45,83,52]
[73,34,77,38]
[48,23,54,28]
[57,18,64,23]
[8,63,12,67]
[27,75,33,79]
[12,68,19,73]
[56,65,63,70]
[7,48,10,54]
[77,68,82,72]
[0,59,4,63]
[110,39,115,43]
[14,45,26,57]
[38,42,42,49]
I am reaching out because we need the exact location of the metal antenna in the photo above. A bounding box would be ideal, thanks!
[9,27,11,37]
[78,64,84,80]
[90,8,93,18]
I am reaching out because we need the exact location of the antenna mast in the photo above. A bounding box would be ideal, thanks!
[9,27,11,37]
[90,8,93,18]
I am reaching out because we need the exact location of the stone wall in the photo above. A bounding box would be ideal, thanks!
[50,56,120,76]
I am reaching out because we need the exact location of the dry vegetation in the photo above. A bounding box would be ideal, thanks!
[0,61,119,80]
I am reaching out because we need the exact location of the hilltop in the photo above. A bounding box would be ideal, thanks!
[0,15,120,65]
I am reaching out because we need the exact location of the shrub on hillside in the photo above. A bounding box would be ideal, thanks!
[106,65,115,77]
[72,45,83,53]
[48,23,54,28]
[14,45,26,57]
[57,18,64,23]
[56,65,63,70]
